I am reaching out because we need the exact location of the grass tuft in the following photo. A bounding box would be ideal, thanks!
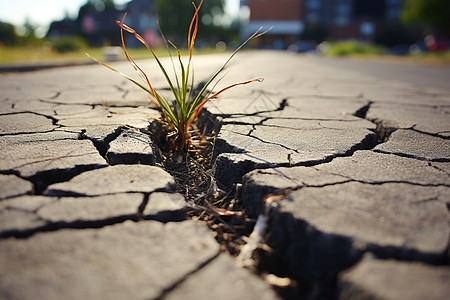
[88,0,266,152]
[325,40,387,57]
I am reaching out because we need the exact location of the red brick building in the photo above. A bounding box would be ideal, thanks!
[241,0,414,48]
[302,0,405,42]
[249,0,304,20]
[241,0,305,49]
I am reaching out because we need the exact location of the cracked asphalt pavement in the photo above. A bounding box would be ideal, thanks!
[0,51,449,300]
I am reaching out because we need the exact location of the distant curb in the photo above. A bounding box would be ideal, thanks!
[0,60,97,73]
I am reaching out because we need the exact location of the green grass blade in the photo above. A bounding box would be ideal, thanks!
[188,27,270,117]
[168,40,187,116]
[86,53,153,95]
[117,19,181,111]
[86,52,178,128]
[155,93,178,127]
[186,78,263,128]
[159,21,184,105]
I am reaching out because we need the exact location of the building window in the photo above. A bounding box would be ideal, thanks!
[386,0,402,20]
[386,8,400,19]
[355,0,385,18]
[305,0,322,22]
[306,0,322,10]
[334,3,351,26]
[306,12,321,23]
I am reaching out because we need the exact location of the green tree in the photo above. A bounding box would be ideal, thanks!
[78,0,115,18]
[401,0,450,36]
[22,18,37,39]
[76,0,120,47]
[0,21,18,46]
[77,0,116,25]
[156,0,224,44]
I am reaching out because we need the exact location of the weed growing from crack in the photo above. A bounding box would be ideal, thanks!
[149,112,255,255]
[87,0,271,263]
[88,0,266,153]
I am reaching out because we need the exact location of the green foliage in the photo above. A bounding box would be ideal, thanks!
[0,21,18,46]
[325,40,386,57]
[156,0,224,43]
[53,36,88,53]
[0,20,43,47]
[78,0,115,18]
[412,49,450,62]
[22,19,37,39]
[401,0,450,35]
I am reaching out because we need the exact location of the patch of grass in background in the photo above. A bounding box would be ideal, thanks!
[0,43,95,64]
[321,40,450,64]
[410,50,450,63]
[52,36,88,53]
[0,43,219,65]
[2,39,450,66]
[325,40,387,57]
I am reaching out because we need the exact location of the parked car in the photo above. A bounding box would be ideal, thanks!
[287,40,318,53]
[389,44,411,56]
[409,41,427,54]
[425,35,449,51]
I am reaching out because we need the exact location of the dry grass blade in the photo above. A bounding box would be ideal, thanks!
[87,0,270,257]
[88,0,267,152]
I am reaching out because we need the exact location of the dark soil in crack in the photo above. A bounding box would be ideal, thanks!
[148,110,257,256]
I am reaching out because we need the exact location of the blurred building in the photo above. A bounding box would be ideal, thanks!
[241,0,305,49]
[123,0,162,47]
[47,17,78,40]
[47,0,160,47]
[241,0,413,48]
[303,0,404,41]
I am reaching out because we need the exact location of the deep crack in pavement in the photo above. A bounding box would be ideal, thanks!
[0,52,449,300]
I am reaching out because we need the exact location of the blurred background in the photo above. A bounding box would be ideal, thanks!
[0,0,449,64]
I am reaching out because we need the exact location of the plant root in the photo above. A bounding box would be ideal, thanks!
[149,117,256,256]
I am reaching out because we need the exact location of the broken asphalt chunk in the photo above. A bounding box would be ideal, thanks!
[0,220,220,300]
[0,196,55,234]
[0,132,107,192]
[0,174,34,199]
[266,181,449,294]
[142,192,187,222]
[106,129,154,165]
[339,254,450,300]
[163,254,281,300]
[44,164,176,196]
[0,113,56,135]
[37,193,144,223]
[374,129,450,161]
[313,151,449,186]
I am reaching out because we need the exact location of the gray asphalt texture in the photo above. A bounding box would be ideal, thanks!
[0,51,449,300]
[316,56,450,92]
